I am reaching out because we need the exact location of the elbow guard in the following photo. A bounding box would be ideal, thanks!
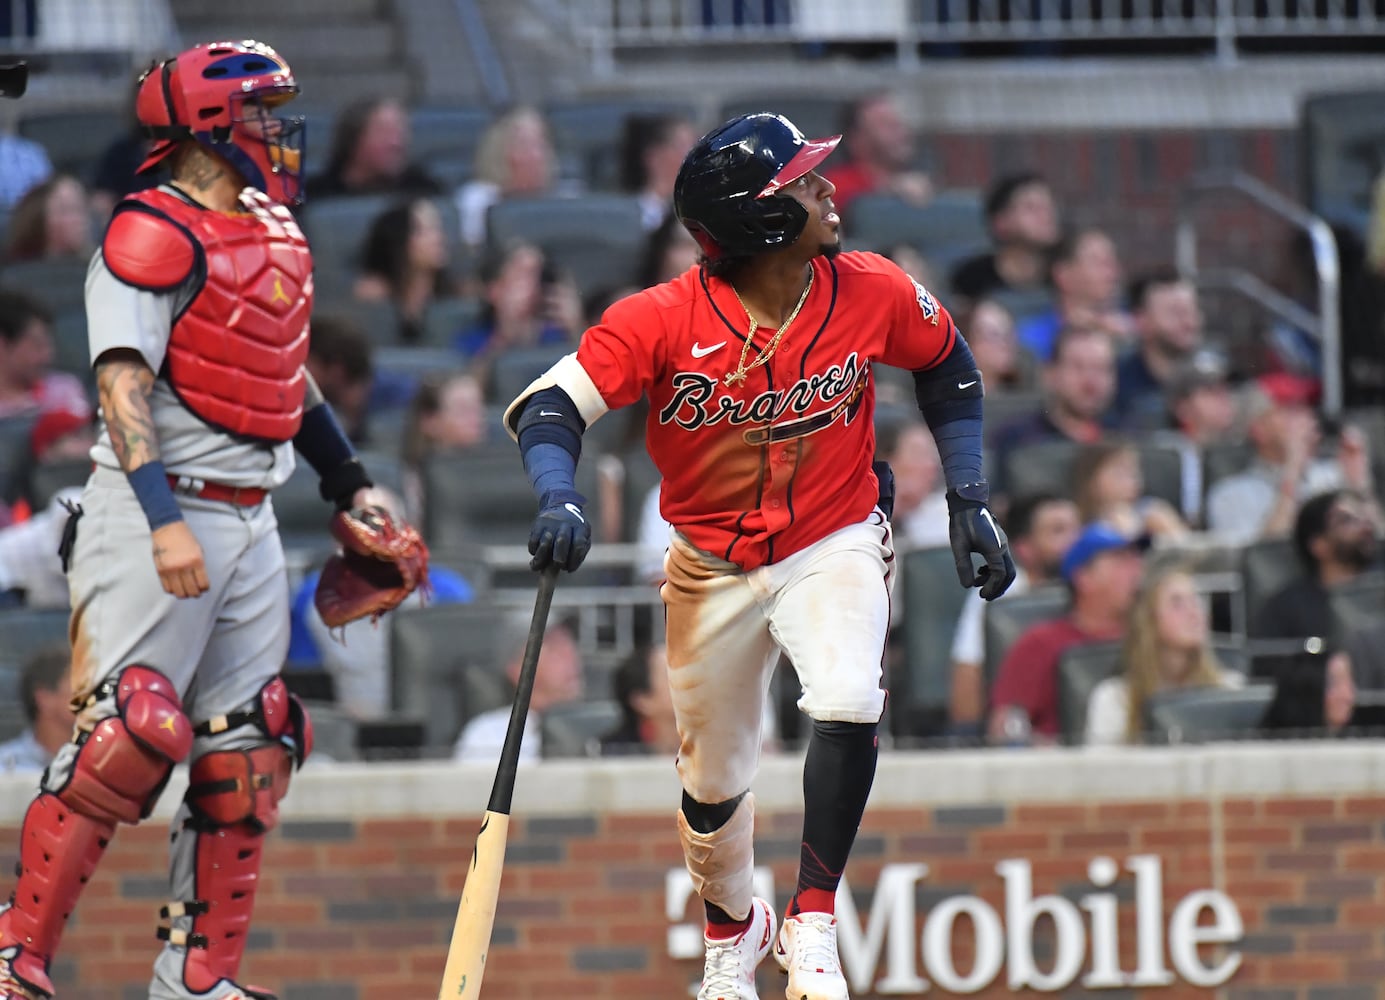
[516,387,586,461]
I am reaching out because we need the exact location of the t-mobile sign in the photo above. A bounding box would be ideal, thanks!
[667,854,1243,993]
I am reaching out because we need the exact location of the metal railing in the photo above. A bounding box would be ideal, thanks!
[1174,170,1343,416]
[568,0,1385,70]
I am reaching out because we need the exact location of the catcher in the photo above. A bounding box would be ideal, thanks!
[0,41,426,1000]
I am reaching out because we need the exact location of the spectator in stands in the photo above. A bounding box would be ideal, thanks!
[0,483,82,607]
[1253,489,1380,640]
[400,371,488,524]
[0,129,51,211]
[0,290,89,421]
[1205,375,1373,545]
[1085,564,1240,746]
[601,641,680,756]
[287,488,474,720]
[1260,643,1360,738]
[620,112,699,231]
[5,173,94,262]
[988,523,1145,744]
[309,97,442,201]
[876,413,948,550]
[1017,227,1130,362]
[948,492,1081,737]
[1166,351,1237,451]
[1114,270,1205,429]
[1072,439,1187,541]
[353,197,459,344]
[824,91,932,217]
[453,612,584,763]
[882,243,933,288]
[456,105,563,248]
[992,326,1116,474]
[453,241,581,369]
[638,212,700,288]
[0,645,73,773]
[963,296,1029,393]
[90,78,159,218]
[305,314,374,445]
[950,172,1060,302]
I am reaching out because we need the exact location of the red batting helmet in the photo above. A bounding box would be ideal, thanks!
[136,40,305,205]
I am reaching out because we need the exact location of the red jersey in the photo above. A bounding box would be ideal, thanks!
[576,251,957,569]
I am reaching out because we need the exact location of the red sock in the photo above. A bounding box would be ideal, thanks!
[790,887,836,916]
[705,902,753,939]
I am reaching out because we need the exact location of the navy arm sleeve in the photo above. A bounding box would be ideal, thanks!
[912,333,985,489]
[516,386,587,500]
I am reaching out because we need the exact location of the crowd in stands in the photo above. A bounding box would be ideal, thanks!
[0,87,1382,771]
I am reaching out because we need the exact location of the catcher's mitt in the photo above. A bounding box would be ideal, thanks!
[314,506,430,629]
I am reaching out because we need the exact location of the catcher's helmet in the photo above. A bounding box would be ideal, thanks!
[673,112,840,261]
[135,40,305,205]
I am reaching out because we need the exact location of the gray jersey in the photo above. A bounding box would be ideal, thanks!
[84,197,296,490]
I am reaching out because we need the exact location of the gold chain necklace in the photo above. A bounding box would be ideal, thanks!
[724,269,814,388]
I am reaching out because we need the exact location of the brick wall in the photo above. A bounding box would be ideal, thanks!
[11,783,1383,999]
[927,127,1302,281]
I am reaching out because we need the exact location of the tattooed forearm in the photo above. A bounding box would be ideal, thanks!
[96,350,160,472]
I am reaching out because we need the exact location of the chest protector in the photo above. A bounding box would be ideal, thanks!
[112,188,313,442]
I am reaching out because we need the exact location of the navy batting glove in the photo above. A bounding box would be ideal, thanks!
[529,489,591,573]
[946,482,1016,602]
[872,460,896,519]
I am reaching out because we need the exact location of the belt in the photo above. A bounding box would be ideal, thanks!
[166,474,268,507]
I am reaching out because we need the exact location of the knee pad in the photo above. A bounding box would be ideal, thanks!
[196,676,313,769]
[186,678,312,834]
[677,791,755,922]
[57,665,193,825]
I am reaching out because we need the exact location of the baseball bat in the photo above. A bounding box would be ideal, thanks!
[438,564,559,999]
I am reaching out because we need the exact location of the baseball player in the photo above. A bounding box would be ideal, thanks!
[505,113,1015,1000]
[0,41,426,1000]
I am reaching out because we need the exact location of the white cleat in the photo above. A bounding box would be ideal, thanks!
[697,897,776,1000]
[774,911,849,1000]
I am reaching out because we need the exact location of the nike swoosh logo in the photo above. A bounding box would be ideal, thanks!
[538,411,561,417]
[691,341,726,358]
[564,503,585,523]
[958,380,978,390]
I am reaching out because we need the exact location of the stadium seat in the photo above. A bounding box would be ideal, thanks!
[300,194,396,292]
[1300,89,1385,233]
[1001,438,1079,499]
[1137,442,1185,512]
[540,699,622,759]
[1202,441,1255,497]
[486,195,646,299]
[422,442,600,553]
[987,287,1054,327]
[488,344,572,406]
[409,106,495,185]
[981,390,1043,448]
[271,461,334,558]
[897,546,974,727]
[1056,641,1123,745]
[1142,684,1275,745]
[299,701,360,763]
[544,98,698,191]
[28,459,87,509]
[982,584,1070,697]
[1240,537,1299,637]
[420,297,484,348]
[371,346,458,381]
[3,259,90,313]
[621,447,661,544]
[0,414,38,501]
[388,601,513,749]
[0,609,70,679]
[844,190,987,261]
[50,308,89,382]
[18,110,127,179]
